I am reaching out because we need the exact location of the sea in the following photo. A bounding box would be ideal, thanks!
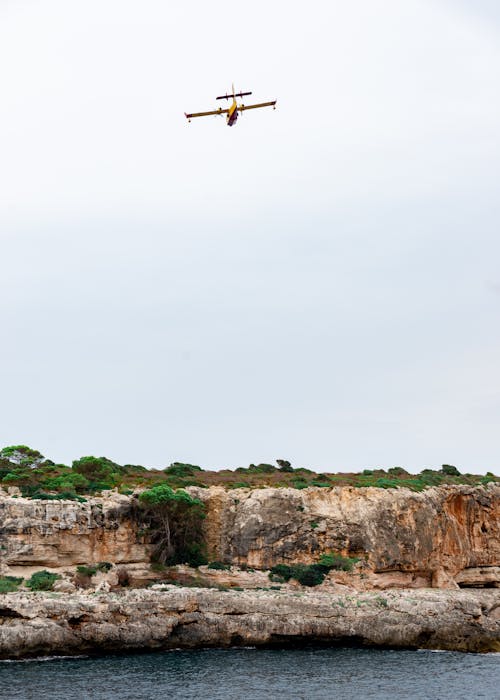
[1,647,499,700]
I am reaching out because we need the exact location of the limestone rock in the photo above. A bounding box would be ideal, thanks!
[192,484,500,587]
[1,485,498,590]
[0,588,498,658]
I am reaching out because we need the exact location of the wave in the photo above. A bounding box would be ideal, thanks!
[0,654,89,664]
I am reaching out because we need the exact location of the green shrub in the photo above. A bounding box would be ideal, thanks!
[208,561,231,571]
[248,463,276,473]
[164,463,203,477]
[41,472,90,494]
[72,456,120,490]
[26,570,60,591]
[292,480,308,490]
[293,564,325,586]
[0,576,23,593]
[20,486,86,502]
[97,562,113,572]
[441,464,461,476]
[76,565,98,577]
[269,563,326,587]
[318,553,359,572]
[388,466,408,476]
[374,478,400,489]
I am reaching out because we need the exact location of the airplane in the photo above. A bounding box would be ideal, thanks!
[185,84,277,127]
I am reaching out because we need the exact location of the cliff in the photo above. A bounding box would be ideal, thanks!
[197,484,500,588]
[0,492,148,572]
[0,587,498,658]
[1,484,498,589]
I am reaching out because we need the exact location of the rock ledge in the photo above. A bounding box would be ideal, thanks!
[0,587,498,658]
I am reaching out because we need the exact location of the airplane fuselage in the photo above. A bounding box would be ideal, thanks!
[227,98,238,126]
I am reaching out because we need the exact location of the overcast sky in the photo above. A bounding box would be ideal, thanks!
[1,1,499,473]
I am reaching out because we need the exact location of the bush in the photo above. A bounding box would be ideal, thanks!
[292,480,308,490]
[318,553,359,572]
[76,562,111,576]
[72,456,120,490]
[269,564,293,581]
[248,463,276,473]
[208,561,231,571]
[294,565,325,587]
[374,478,400,489]
[269,563,326,587]
[97,561,113,572]
[20,486,86,502]
[26,570,60,591]
[388,466,408,476]
[42,472,90,494]
[164,463,203,477]
[441,464,461,476]
[311,480,331,488]
[269,552,360,587]
[0,576,23,593]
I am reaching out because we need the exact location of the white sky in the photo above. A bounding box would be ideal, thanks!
[1,1,499,473]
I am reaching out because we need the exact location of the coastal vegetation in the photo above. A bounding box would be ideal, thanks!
[269,553,360,587]
[0,576,24,593]
[138,483,207,566]
[26,570,60,591]
[0,445,498,500]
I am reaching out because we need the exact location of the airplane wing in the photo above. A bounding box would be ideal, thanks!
[239,101,277,112]
[185,108,229,120]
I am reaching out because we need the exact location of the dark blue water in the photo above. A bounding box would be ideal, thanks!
[1,648,499,699]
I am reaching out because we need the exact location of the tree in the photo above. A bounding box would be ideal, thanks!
[441,464,461,476]
[276,459,294,473]
[0,445,44,468]
[139,484,206,565]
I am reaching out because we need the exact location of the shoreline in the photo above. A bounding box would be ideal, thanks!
[1,587,498,659]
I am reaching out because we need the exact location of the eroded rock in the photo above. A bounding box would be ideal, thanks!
[0,588,498,658]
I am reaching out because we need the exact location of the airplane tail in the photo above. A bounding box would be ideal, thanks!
[216,83,252,100]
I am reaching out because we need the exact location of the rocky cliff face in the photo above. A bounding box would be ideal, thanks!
[0,493,148,572]
[1,484,498,589]
[196,484,500,588]
[0,587,498,657]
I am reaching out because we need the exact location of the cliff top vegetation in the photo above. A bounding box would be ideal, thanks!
[0,445,497,501]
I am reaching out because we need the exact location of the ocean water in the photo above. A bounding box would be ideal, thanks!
[1,648,499,700]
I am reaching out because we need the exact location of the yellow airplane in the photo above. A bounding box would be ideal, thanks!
[185,84,277,127]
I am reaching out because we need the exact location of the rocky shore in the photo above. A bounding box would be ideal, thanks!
[1,587,499,659]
